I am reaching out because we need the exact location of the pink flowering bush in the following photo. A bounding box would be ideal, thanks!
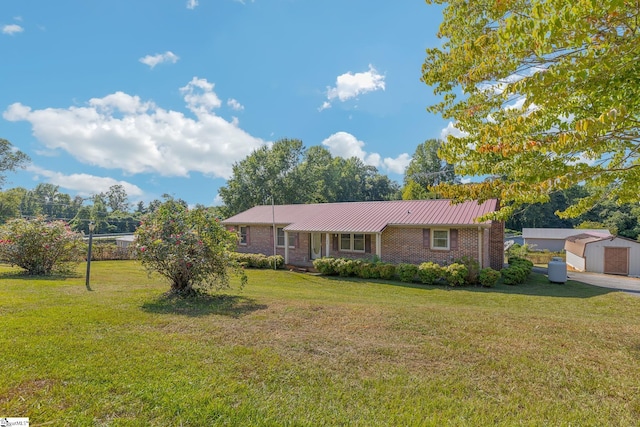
[0,216,84,275]
[135,199,247,295]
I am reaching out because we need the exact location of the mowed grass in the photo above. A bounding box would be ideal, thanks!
[1,261,640,426]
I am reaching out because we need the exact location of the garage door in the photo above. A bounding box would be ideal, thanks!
[604,247,629,275]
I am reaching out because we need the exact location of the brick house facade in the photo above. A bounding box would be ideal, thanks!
[223,199,504,270]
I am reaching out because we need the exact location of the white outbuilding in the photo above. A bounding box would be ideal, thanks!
[522,228,611,252]
[564,233,640,276]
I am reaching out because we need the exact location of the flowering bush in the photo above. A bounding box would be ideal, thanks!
[0,216,84,275]
[134,200,247,295]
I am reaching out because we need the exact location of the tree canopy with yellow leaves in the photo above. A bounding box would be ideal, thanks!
[422,0,640,219]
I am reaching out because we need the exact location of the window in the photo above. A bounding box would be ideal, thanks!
[239,226,248,245]
[277,227,285,247]
[276,227,296,248]
[432,229,449,250]
[339,233,366,252]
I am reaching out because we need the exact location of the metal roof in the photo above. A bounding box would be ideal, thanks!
[523,228,611,240]
[222,199,498,233]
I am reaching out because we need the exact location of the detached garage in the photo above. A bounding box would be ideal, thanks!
[565,233,640,276]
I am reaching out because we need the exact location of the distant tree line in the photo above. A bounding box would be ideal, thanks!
[1,136,638,239]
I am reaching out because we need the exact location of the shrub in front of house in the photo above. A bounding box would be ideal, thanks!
[358,262,378,279]
[334,258,362,277]
[396,263,419,283]
[479,267,501,287]
[454,255,481,286]
[230,252,284,269]
[500,257,533,286]
[417,262,443,285]
[444,263,468,287]
[313,257,338,275]
[374,263,396,280]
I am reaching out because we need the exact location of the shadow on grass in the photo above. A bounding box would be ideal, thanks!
[141,293,268,318]
[0,270,81,281]
[321,272,615,299]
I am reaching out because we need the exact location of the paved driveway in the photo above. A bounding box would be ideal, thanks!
[534,267,640,297]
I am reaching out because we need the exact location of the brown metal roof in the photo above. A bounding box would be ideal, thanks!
[564,233,611,257]
[222,199,498,233]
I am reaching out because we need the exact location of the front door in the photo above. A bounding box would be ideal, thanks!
[311,233,322,259]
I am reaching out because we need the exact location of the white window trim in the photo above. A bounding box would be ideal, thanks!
[431,229,450,251]
[339,233,366,253]
[276,227,295,248]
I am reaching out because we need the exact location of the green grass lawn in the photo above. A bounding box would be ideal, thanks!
[1,261,639,426]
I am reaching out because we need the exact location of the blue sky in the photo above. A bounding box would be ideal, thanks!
[1,0,453,207]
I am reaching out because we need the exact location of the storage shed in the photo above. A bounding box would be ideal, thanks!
[564,233,640,276]
[522,228,611,252]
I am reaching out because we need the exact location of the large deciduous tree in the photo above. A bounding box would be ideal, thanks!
[219,139,400,216]
[0,139,29,189]
[402,139,457,199]
[422,0,640,219]
[134,198,246,296]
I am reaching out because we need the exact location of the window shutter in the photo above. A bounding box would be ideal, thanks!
[365,235,371,253]
[423,228,430,249]
[269,226,274,247]
[245,226,250,245]
[294,233,299,248]
[333,234,338,251]
[450,229,458,250]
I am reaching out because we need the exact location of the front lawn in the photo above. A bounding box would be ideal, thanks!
[1,261,639,426]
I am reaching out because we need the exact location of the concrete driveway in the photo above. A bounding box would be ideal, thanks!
[534,267,640,297]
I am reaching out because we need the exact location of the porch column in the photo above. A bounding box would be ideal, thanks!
[325,232,331,257]
[284,231,289,265]
[376,232,382,260]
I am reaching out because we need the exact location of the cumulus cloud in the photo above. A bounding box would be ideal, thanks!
[27,165,144,197]
[320,65,385,111]
[440,121,469,140]
[227,98,244,111]
[321,131,410,174]
[186,0,198,9]
[139,51,179,68]
[2,24,24,35]
[3,78,265,179]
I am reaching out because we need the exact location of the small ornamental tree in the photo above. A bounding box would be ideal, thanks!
[134,199,247,295]
[0,216,84,275]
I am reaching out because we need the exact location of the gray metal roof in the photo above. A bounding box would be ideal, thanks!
[222,199,499,233]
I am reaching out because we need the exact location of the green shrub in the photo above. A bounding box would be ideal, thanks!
[334,258,362,277]
[501,266,528,285]
[455,255,480,286]
[267,255,284,269]
[313,257,338,275]
[0,216,84,276]
[229,252,282,269]
[417,262,443,285]
[358,262,378,279]
[396,263,418,283]
[375,263,396,280]
[444,263,468,287]
[479,268,501,287]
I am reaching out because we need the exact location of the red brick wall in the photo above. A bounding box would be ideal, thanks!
[381,226,479,265]
[227,223,505,269]
[489,220,505,270]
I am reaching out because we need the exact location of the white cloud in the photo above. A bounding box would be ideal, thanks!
[4,78,266,179]
[186,0,198,9]
[440,121,469,140]
[139,51,179,68]
[320,65,385,110]
[383,153,411,174]
[27,165,144,197]
[227,98,244,111]
[320,131,410,174]
[2,24,24,35]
